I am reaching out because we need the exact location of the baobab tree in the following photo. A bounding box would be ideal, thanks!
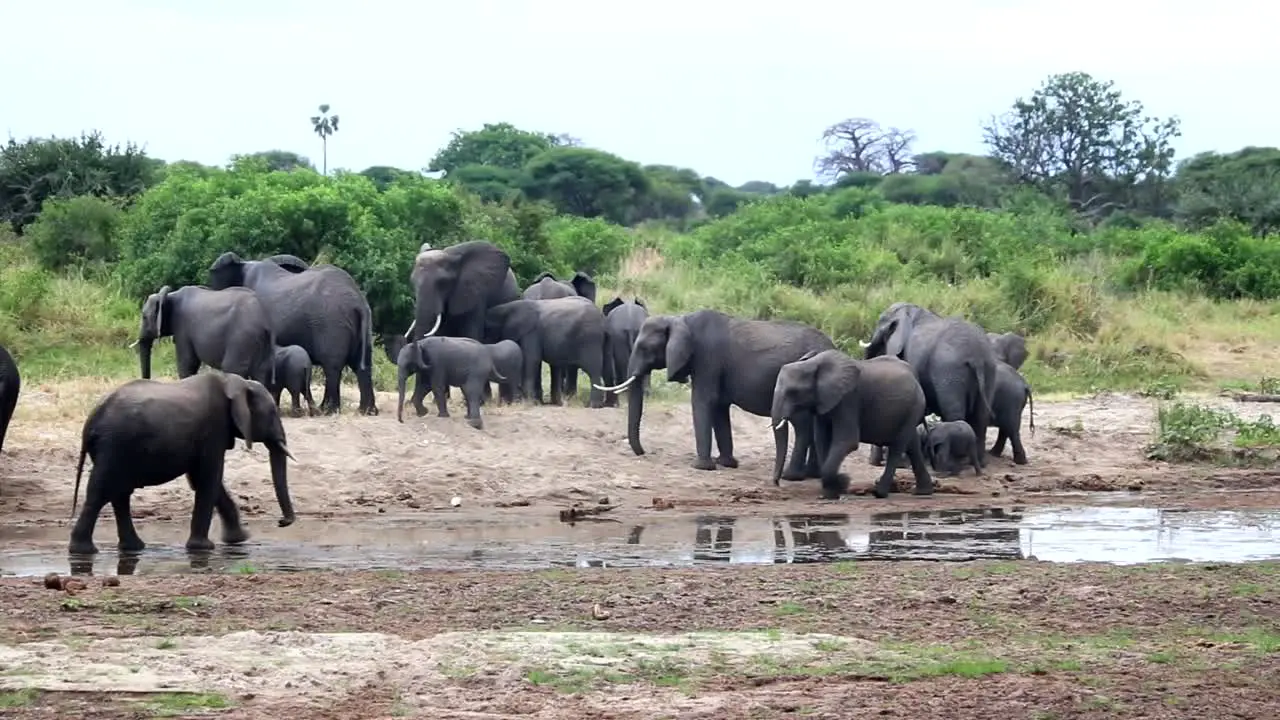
[310,104,340,175]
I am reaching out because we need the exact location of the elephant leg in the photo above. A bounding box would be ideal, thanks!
[904,429,935,496]
[970,436,984,475]
[68,463,115,555]
[1010,427,1028,465]
[464,380,485,430]
[319,365,342,415]
[183,465,219,552]
[412,369,431,416]
[270,385,284,409]
[782,410,814,480]
[174,343,202,379]
[215,483,250,545]
[581,352,605,409]
[712,404,737,468]
[563,366,579,400]
[690,393,717,471]
[354,361,378,416]
[303,382,319,417]
[819,428,858,500]
[521,340,542,404]
[548,364,565,406]
[869,444,886,466]
[110,491,145,552]
[874,438,911,499]
[990,427,1008,457]
[810,417,831,479]
[432,374,450,418]
[289,389,303,417]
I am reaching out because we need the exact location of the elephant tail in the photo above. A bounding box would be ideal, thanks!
[357,305,372,372]
[968,361,994,425]
[70,436,89,520]
[1026,385,1035,436]
[268,328,277,387]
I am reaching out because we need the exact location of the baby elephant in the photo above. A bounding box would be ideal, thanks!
[396,336,502,429]
[483,340,523,404]
[990,360,1034,464]
[267,345,317,417]
[919,420,984,476]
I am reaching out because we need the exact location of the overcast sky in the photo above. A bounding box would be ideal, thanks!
[5,1,1275,187]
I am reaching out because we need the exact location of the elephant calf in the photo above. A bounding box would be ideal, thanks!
[396,336,499,429]
[920,420,983,476]
[267,345,317,417]
[990,361,1034,464]
[483,339,523,404]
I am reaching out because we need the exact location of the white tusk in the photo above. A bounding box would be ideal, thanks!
[858,340,871,348]
[128,340,139,349]
[592,375,636,393]
[773,419,787,431]
[403,319,416,338]
[422,315,442,338]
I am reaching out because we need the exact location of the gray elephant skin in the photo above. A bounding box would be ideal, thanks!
[406,240,520,343]
[133,285,275,386]
[990,360,1034,464]
[485,297,606,408]
[267,344,317,417]
[861,302,996,465]
[521,271,598,399]
[484,339,524,404]
[987,331,1028,370]
[68,373,297,555]
[208,252,377,416]
[601,296,649,408]
[919,420,983,476]
[772,350,932,499]
[0,343,19,457]
[596,309,833,478]
[396,336,500,429]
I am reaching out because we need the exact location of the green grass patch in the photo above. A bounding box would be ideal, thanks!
[0,689,40,707]
[142,692,231,717]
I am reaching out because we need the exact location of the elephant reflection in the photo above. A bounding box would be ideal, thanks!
[867,507,1025,560]
[690,514,856,564]
[67,546,260,577]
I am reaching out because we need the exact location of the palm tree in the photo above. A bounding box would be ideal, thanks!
[310,104,340,176]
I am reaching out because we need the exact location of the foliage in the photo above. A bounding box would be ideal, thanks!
[0,132,160,235]
[310,104,340,176]
[1146,400,1280,463]
[816,118,917,178]
[234,150,314,173]
[982,72,1181,221]
[1174,147,1280,237]
[521,147,650,224]
[25,195,124,271]
[429,122,562,175]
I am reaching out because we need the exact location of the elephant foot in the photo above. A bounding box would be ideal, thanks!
[222,526,251,545]
[779,468,808,482]
[414,406,429,417]
[467,417,484,430]
[117,537,147,553]
[321,405,341,416]
[360,404,380,416]
[1013,454,1028,465]
[821,473,851,500]
[289,408,305,418]
[913,482,936,496]
[715,455,738,469]
[184,536,216,552]
[692,456,718,471]
[437,411,450,419]
[68,539,99,555]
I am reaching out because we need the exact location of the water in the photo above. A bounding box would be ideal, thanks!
[1,506,1276,577]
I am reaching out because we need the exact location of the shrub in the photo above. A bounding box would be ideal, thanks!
[26,195,123,271]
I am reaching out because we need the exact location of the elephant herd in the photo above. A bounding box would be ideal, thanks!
[0,238,1035,558]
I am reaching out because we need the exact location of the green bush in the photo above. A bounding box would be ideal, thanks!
[26,195,123,271]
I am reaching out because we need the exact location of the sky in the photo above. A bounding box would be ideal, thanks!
[4,0,1277,187]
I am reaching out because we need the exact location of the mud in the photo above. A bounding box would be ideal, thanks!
[3,505,1278,578]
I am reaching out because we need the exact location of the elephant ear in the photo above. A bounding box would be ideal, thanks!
[815,356,860,416]
[665,318,695,383]
[571,272,597,304]
[223,373,255,450]
[532,271,557,283]
[451,242,512,315]
[797,349,821,363]
[413,340,429,369]
[886,314,914,358]
[263,254,310,273]
[603,297,624,316]
[633,297,646,309]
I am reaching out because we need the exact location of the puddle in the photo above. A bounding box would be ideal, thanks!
[0,506,1276,577]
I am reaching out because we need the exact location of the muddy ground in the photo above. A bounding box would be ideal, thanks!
[1,380,1279,717]
[3,379,1280,527]
[1,561,1278,718]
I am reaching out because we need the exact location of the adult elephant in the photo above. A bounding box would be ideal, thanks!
[0,343,19,456]
[208,252,376,415]
[521,270,598,399]
[601,296,648,407]
[484,297,606,407]
[129,285,274,386]
[594,309,833,478]
[404,240,521,343]
[860,302,995,466]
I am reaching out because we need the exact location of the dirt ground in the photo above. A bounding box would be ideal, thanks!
[3,379,1280,527]
[0,561,1278,718]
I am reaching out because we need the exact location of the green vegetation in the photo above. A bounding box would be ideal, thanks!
[5,71,1280,404]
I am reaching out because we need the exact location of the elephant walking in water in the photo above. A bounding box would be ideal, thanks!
[208,252,376,415]
[595,309,833,479]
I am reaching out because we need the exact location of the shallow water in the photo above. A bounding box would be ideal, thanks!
[1,505,1277,577]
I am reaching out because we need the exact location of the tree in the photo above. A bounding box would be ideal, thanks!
[358,165,420,192]
[982,71,1181,220]
[1174,147,1280,237]
[235,150,315,172]
[814,118,917,180]
[428,122,560,176]
[521,147,650,224]
[309,104,340,176]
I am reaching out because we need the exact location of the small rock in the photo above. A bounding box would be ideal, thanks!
[406,501,421,509]
[597,496,610,505]
[61,578,87,595]
[651,497,675,510]
[102,576,120,588]
[591,603,610,620]
[43,573,62,590]
[450,496,462,508]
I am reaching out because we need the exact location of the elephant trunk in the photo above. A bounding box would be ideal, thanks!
[267,442,296,527]
[771,418,790,486]
[627,372,648,455]
[138,340,154,379]
[396,363,411,423]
